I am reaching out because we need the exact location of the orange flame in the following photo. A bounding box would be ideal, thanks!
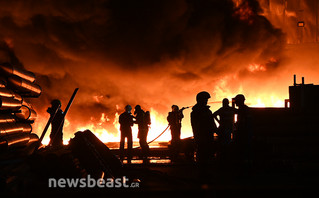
[34,66,287,146]
[36,93,285,146]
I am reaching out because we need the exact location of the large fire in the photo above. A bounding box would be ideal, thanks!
[2,0,317,147]
[36,91,286,146]
[35,61,288,145]
[38,108,184,145]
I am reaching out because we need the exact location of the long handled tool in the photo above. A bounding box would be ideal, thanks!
[33,88,79,153]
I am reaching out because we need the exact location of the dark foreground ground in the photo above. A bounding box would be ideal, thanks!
[1,134,319,198]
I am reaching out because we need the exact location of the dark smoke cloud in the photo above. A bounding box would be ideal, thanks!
[0,0,285,138]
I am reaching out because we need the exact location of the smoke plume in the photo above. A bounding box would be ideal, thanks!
[0,0,293,140]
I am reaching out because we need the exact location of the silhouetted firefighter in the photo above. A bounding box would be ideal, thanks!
[119,105,134,163]
[134,105,151,162]
[191,91,217,180]
[47,99,64,148]
[233,94,252,161]
[167,105,184,162]
[213,98,237,145]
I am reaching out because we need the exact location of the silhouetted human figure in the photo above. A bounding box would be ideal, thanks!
[213,98,237,145]
[191,91,217,180]
[134,105,150,162]
[234,94,252,161]
[47,99,64,148]
[167,105,184,162]
[119,105,134,164]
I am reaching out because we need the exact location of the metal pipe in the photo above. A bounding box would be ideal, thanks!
[0,133,38,151]
[302,77,304,85]
[12,92,23,101]
[0,122,32,135]
[0,63,36,82]
[0,88,22,102]
[64,88,79,115]
[0,114,15,123]
[16,123,32,133]
[7,76,41,97]
[14,105,37,121]
[28,133,39,143]
[0,133,31,148]
[0,97,22,110]
[0,123,24,135]
[0,87,15,98]
[29,109,37,121]
[7,134,30,147]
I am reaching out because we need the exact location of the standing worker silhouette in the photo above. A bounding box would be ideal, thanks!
[119,105,134,164]
[191,91,217,180]
[234,94,252,161]
[134,105,150,162]
[213,98,237,145]
[167,105,184,162]
[47,99,64,148]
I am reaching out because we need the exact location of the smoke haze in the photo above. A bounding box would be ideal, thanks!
[1,0,317,141]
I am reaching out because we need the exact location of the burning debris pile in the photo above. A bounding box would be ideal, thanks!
[0,63,41,152]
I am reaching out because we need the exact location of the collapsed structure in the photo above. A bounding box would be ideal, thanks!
[0,63,41,152]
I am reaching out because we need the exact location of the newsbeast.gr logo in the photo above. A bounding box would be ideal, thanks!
[48,175,139,188]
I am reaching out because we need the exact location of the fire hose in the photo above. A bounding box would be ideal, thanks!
[133,101,223,148]
[133,125,170,149]
[147,125,170,145]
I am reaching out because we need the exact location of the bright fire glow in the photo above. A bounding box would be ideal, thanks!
[38,108,175,145]
[35,65,287,146]
[248,95,284,107]
[91,108,173,143]
[248,63,266,72]
[37,92,285,146]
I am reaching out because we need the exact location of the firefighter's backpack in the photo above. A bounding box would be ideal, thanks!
[145,111,151,125]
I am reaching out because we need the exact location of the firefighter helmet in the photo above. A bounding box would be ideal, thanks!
[235,94,245,102]
[196,91,211,103]
[51,99,61,108]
